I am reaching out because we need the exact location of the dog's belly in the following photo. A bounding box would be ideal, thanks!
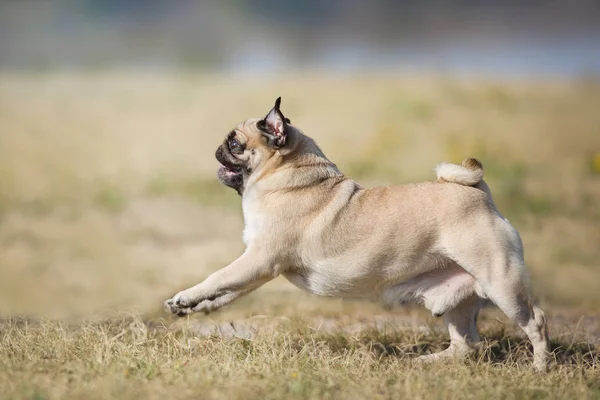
[283,258,480,314]
[282,254,439,299]
[283,270,380,298]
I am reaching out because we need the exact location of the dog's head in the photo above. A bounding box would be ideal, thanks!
[216,97,292,195]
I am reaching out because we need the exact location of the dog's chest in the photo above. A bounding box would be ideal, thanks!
[241,197,265,246]
[242,213,263,246]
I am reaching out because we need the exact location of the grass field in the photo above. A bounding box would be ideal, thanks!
[1,71,599,399]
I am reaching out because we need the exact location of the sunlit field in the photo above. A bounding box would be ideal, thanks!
[1,72,599,399]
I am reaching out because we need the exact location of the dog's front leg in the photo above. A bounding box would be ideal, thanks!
[164,250,278,316]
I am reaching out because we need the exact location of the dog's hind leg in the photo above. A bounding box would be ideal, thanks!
[443,218,551,371]
[416,295,481,363]
[476,272,551,372]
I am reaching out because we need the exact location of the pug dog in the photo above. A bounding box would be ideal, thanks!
[165,98,550,371]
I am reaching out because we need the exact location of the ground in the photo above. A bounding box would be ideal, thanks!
[0,72,599,399]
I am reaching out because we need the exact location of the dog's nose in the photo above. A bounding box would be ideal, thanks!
[215,145,227,165]
[216,145,226,160]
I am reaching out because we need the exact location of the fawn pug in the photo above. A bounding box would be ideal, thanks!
[165,98,550,371]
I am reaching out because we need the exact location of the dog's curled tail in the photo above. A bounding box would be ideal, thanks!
[436,158,483,186]
[435,158,493,198]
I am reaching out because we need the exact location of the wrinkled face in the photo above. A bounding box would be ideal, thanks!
[215,97,290,195]
[215,119,260,195]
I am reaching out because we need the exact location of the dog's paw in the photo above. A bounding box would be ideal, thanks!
[163,297,195,317]
[164,289,223,317]
[172,291,197,308]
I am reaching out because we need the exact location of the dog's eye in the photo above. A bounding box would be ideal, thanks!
[229,138,243,153]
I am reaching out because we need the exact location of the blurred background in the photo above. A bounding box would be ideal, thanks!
[1,0,599,319]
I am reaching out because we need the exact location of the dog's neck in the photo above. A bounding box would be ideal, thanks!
[244,130,344,196]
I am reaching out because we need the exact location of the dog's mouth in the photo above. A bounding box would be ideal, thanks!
[218,163,242,177]
[215,144,245,194]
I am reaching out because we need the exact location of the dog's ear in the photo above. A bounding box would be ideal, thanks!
[258,97,288,148]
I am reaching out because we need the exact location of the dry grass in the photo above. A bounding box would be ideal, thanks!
[1,314,599,400]
[1,71,599,398]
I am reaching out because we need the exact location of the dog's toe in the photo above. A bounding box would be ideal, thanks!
[173,293,195,308]
[164,298,187,315]
[164,298,176,313]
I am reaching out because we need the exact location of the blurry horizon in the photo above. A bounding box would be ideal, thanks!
[2,0,600,77]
